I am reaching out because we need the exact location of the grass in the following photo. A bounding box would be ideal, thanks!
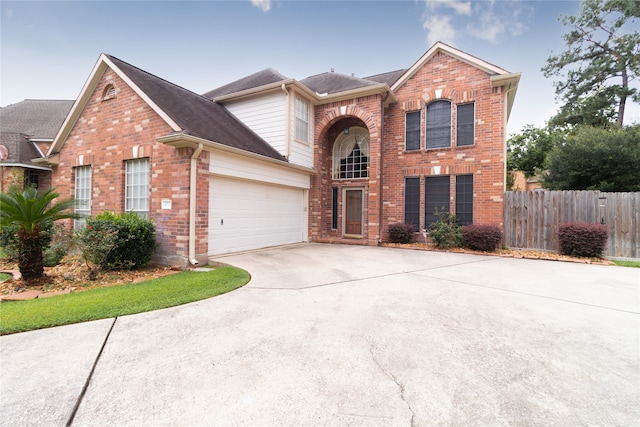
[0,265,249,335]
[0,273,11,282]
[612,260,640,268]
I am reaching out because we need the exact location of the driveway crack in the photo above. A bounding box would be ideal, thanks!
[367,341,416,426]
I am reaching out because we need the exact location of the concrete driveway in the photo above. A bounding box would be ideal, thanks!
[1,243,638,426]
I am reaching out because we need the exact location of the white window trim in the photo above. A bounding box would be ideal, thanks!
[332,127,370,180]
[74,165,92,230]
[295,97,310,143]
[125,158,149,218]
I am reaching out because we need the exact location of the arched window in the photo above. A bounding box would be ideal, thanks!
[332,127,369,179]
[426,100,451,149]
[102,84,116,100]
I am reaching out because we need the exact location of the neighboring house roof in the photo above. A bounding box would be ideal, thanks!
[300,71,381,95]
[203,68,289,99]
[0,99,73,140]
[48,55,286,162]
[0,132,48,169]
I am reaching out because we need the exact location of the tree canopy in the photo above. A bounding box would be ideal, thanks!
[542,0,639,127]
[541,125,640,191]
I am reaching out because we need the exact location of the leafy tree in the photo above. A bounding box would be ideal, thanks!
[542,0,639,127]
[541,125,640,191]
[0,187,77,281]
[507,125,564,178]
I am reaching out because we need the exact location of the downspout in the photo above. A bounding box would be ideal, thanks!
[189,142,204,265]
[378,91,390,243]
[281,84,291,159]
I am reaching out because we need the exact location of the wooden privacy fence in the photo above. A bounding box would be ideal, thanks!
[503,191,640,259]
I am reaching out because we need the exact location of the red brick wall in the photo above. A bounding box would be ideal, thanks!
[310,97,384,245]
[382,51,507,239]
[311,51,508,244]
[50,69,209,266]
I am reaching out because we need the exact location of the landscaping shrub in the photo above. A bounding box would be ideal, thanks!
[388,223,416,244]
[43,224,73,267]
[82,212,157,270]
[462,224,503,252]
[557,222,609,258]
[428,211,462,249]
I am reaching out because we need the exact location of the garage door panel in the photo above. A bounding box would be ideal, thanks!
[209,177,304,255]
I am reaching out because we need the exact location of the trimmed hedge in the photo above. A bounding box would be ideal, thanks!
[462,224,502,252]
[388,223,416,244]
[83,212,157,269]
[558,222,609,258]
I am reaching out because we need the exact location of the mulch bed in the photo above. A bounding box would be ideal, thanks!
[0,255,179,300]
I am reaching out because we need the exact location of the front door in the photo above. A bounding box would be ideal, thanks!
[345,189,363,236]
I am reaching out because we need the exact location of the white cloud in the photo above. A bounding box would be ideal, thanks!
[422,0,532,45]
[423,14,456,46]
[251,0,271,12]
[425,0,471,16]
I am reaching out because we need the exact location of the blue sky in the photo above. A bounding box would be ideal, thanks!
[1,0,637,136]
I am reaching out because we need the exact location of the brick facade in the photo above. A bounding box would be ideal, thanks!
[310,51,508,244]
[50,70,209,266]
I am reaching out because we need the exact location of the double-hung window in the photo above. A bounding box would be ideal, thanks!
[295,97,309,142]
[457,103,475,146]
[405,111,421,151]
[125,158,149,218]
[424,176,450,227]
[404,177,420,231]
[455,174,473,225]
[426,100,451,149]
[74,166,92,229]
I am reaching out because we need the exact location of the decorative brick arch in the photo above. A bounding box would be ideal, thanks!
[316,105,379,142]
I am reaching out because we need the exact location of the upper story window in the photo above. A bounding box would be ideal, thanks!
[103,84,116,101]
[333,127,369,180]
[426,100,451,149]
[125,158,149,219]
[295,97,309,142]
[456,103,475,146]
[74,166,92,230]
[405,111,421,151]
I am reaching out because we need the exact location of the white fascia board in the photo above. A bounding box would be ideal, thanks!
[157,133,316,175]
[0,162,52,171]
[391,42,512,92]
[47,54,182,156]
[213,79,301,102]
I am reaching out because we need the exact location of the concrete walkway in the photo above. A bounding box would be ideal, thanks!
[1,243,638,426]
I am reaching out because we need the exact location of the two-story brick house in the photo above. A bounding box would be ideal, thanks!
[38,42,519,266]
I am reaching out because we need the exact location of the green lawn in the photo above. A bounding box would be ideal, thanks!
[612,260,640,268]
[0,266,249,335]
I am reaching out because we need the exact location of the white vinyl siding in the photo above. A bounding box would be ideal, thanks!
[224,93,287,155]
[74,166,91,229]
[125,158,149,218]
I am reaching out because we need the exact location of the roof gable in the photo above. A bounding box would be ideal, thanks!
[49,55,285,162]
[391,41,511,91]
[0,132,45,167]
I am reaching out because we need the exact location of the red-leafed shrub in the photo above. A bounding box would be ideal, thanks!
[558,222,609,258]
[388,223,416,244]
[462,224,503,252]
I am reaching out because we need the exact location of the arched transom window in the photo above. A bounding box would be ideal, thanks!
[332,127,369,180]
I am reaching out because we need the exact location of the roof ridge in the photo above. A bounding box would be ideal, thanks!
[105,54,218,105]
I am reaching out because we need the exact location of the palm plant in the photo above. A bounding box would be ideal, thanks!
[0,187,77,281]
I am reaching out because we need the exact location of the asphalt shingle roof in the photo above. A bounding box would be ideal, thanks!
[364,69,407,87]
[203,68,289,99]
[0,132,42,165]
[299,72,380,95]
[106,55,286,162]
[0,99,73,139]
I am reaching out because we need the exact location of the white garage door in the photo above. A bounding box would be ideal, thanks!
[209,177,305,255]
